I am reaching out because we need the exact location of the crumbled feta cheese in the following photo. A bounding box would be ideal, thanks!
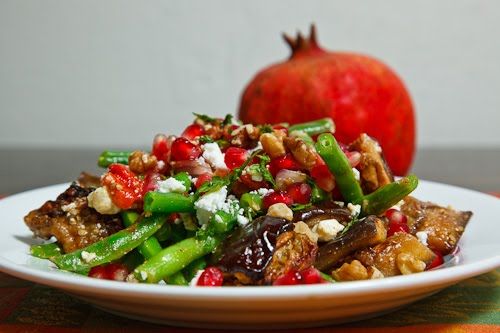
[334,201,345,207]
[312,219,344,242]
[190,270,205,286]
[81,251,96,263]
[87,187,121,215]
[157,160,165,170]
[237,214,249,226]
[347,203,361,217]
[249,188,274,197]
[194,186,228,224]
[352,168,360,181]
[267,203,294,221]
[202,142,227,170]
[157,177,186,193]
[140,271,148,281]
[416,231,428,246]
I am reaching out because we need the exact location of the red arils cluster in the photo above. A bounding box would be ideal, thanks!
[385,208,410,237]
[102,164,144,209]
[171,137,202,161]
[268,154,302,177]
[181,124,205,140]
[195,172,213,188]
[309,162,335,192]
[286,183,311,204]
[224,147,248,170]
[152,134,170,164]
[88,263,129,281]
[197,267,224,286]
[263,191,294,209]
[273,268,324,286]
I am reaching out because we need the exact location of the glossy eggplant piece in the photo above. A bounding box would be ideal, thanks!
[215,216,293,283]
[293,204,352,228]
[315,216,387,271]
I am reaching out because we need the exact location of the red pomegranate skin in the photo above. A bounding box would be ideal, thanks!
[238,26,415,175]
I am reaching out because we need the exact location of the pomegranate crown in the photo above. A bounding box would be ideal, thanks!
[282,24,325,59]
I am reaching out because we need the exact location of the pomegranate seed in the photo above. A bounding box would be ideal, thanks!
[88,265,109,279]
[273,270,302,286]
[152,134,169,163]
[262,191,293,209]
[197,267,224,286]
[286,183,312,204]
[268,154,302,177]
[170,137,202,161]
[224,147,248,170]
[339,142,349,153]
[181,124,205,140]
[385,209,408,225]
[88,263,129,281]
[142,171,161,195]
[387,222,410,237]
[427,250,444,270]
[239,173,269,190]
[195,172,213,188]
[310,163,335,192]
[301,267,324,284]
[272,124,289,134]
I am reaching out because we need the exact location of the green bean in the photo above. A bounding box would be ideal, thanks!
[143,192,194,214]
[320,272,336,283]
[183,257,207,281]
[310,182,329,204]
[173,172,192,191]
[121,211,163,259]
[315,133,364,203]
[133,236,220,283]
[289,118,334,136]
[360,175,418,216]
[166,272,189,286]
[51,214,166,272]
[30,242,62,259]
[97,151,132,168]
[239,193,263,212]
[155,223,172,242]
[209,209,237,234]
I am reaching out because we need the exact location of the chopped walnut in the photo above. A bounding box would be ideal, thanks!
[267,203,294,221]
[368,266,384,279]
[293,221,318,243]
[283,137,316,169]
[332,260,369,281]
[259,133,285,158]
[128,151,158,174]
[396,253,426,275]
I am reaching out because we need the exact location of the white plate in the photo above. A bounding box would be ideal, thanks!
[0,181,499,329]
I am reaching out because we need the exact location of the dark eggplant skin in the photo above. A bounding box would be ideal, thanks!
[315,215,387,271]
[214,216,293,282]
[293,205,352,229]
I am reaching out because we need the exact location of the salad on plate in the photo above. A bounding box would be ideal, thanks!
[24,114,472,286]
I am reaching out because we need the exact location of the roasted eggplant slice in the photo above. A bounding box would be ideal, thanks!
[315,215,387,271]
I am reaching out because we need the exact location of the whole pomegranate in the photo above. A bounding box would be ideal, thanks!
[238,25,415,175]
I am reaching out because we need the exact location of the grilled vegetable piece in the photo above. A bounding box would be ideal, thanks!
[264,230,318,284]
[315,215,387,271]
[51,214,166,272]
[215,216,294,284]
[349,134,394,193]
[355,232,436,277]
[293,203,352,229]
[24,183,123,253]
[401,196,472,255]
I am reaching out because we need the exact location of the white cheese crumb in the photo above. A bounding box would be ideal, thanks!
[194,186,228,224]
[416,231,428,246]
[157,177,186,193]
[237,215,249,226]
[249,188,274,197]
[352,168,361,181]
[312,219,344,242]
[140,271,148,281]
[81,251,96,263]
[157,160,165,170]
[190,269,205,286]
[334,201,345,207]
[347,203,361,217]
[61,202,77,213]
[202,142,227,170]
[87,187,121,215]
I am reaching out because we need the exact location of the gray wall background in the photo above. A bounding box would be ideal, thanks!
[1,0,499,150]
